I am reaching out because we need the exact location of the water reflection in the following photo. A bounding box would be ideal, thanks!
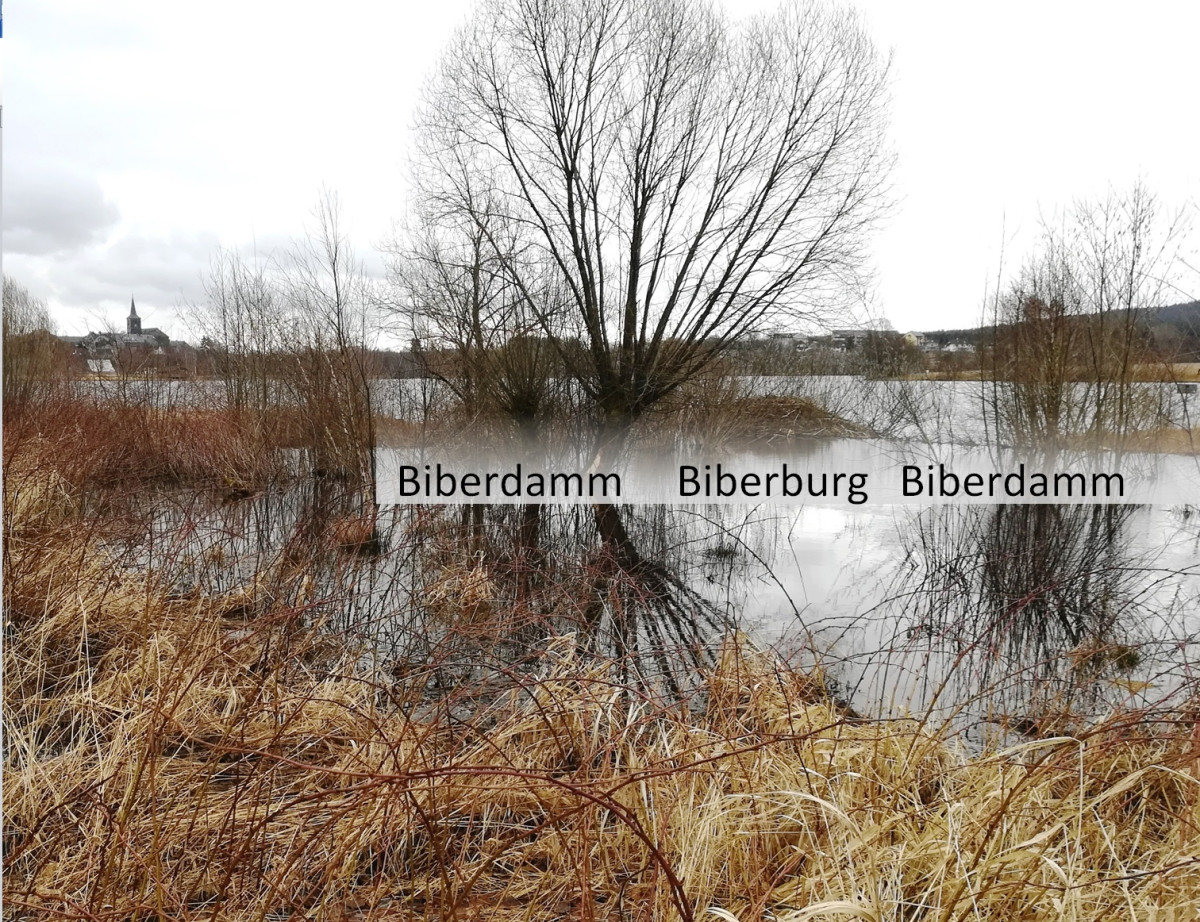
[135,488,740,697]
[130,479,1198,730]
[845,505,1145,734]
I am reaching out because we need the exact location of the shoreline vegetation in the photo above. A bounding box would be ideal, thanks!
[65,361,1200,386]
[16,389,1193,459]
[3,394,1200,920]
[5,474,1200,921]
[903,363,1200,384]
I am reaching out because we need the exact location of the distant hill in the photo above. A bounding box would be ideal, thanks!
[917,300,1200,360]
[1151,300,1200,337]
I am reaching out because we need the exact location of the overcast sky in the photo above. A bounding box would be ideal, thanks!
[4,0,1197,339]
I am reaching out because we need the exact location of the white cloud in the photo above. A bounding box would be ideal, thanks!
[5,0,1197,335]
[3,161,121,256]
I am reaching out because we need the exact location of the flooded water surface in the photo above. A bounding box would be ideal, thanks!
[90,373,1199,739]
[130,451,1200,745]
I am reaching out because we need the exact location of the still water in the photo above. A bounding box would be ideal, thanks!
[77,374,1200,443]
[131,441,1200,744]
[91,373,1198,737]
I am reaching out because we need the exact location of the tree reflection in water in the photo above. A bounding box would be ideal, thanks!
[853,503,1147,735]
[423,502,737,698]
[138,481,1183,729]
[143,488,745,699]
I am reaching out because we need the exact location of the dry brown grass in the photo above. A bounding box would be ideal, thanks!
[1131,363,1200,383]
[3,399,283,493]
[374,416,433,448]
[655,389,871,445]
[1062,426,1200,455]
[912,364,1200,384]
[6,463,1200,920]
[723,395,871,441]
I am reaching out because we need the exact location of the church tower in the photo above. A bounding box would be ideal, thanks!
[127,297,141,335]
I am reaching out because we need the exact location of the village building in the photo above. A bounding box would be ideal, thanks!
[60,298,172,358]
[58,298,189,375]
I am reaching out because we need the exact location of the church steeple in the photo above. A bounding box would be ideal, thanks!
[127,297,141,335]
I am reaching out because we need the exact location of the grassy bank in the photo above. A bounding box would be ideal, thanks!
[906,363,1200,384]
[5,439,1200,920]
[2,399,286,494]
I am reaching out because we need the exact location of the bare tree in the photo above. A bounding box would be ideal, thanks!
[186,195,381,494]
[399,0,893,638]
[2,276,62,411]
[986,183,1189,447]
[412,0,892,455]
[280,191,381,495]
[189,248,281,414]
[392,202,568,439]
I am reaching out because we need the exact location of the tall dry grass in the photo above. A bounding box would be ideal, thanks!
[3,398,284,496]
[6,458,1200,919]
